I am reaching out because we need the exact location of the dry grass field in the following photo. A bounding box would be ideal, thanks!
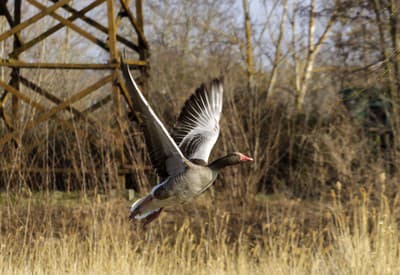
[0,186,399,274]
[1,97,400,274]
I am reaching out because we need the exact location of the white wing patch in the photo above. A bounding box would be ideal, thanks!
[173,79,223,163]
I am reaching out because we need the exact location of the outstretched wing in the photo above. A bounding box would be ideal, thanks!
[121,62,187,179]
[173,79,223,164]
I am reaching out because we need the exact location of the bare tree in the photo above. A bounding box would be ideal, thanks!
[265,0,289,100]
[242,0,255,92]
[295,0,337,111]
[372,0,400,133]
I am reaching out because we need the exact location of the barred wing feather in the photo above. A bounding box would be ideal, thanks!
[173,79,223,163]
[121,63,187,180]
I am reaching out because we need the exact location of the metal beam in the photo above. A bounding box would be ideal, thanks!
[0,0,72,42]
[120,0,148,49]
[82,95,112,115]
[0,75,113,148]
[0,166,151,174]
[18,75,99,125]
[135,0,149,79]
[0,80,91,150]
[27,0,109,52]
[107,0,118,62]
[0,1,24,45]
[0,59,146,69]
[117,72,142,124]
[0,90,13,130]
[48,0,139,52]
[0,0,150,180]
[10,0,22,146]
[10,0,106,58]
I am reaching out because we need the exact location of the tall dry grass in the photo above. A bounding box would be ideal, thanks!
[0,186,399,274]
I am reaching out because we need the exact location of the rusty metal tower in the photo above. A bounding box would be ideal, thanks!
[0,0,149,187]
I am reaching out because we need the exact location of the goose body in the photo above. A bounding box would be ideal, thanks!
[121,62,252,227]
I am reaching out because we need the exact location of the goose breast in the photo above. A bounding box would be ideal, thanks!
[152,166,217,201]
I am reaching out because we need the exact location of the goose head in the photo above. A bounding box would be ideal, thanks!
[209,152,253,170]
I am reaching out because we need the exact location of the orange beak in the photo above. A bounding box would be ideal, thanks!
[239,154,253,162]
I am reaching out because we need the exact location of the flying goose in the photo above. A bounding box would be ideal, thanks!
[121,63,253,227]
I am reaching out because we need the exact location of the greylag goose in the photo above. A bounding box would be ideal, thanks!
[121,63,253,227]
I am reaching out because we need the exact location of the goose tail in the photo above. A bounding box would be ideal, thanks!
[129,195,163,223]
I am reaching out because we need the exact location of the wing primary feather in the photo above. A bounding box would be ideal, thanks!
[172,78,223,163]
[121,62,187,179]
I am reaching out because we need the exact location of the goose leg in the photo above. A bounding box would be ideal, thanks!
[143,208,163,229]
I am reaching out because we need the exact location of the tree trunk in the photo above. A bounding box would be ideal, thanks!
[296,0,335,112]
[373,0,399,155]
[242,0,255,93]
[266,0,288,100]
